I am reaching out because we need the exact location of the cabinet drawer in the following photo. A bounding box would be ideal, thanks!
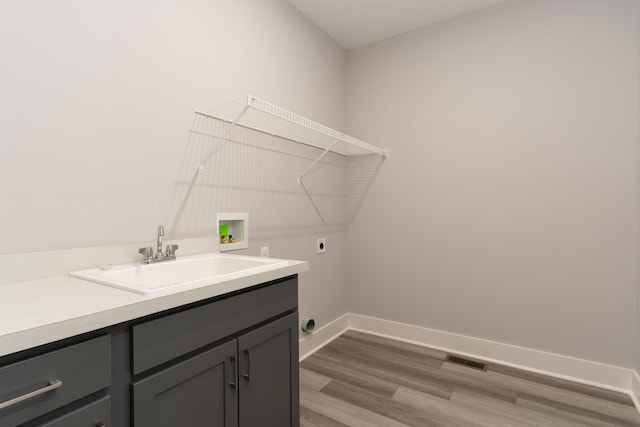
[0,335,111,427]
[37,395,111,427]
[133,276,297,374]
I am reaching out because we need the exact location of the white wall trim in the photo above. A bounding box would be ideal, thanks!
[299,313,350,361]
[631,370,640,415]
[300,312,635,394]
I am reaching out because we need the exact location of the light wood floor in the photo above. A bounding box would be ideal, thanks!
[299,330,640,427]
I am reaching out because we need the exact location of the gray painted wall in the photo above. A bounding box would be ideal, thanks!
[0,0,346,253]
[346,0,638,368]
[0,0,349,334]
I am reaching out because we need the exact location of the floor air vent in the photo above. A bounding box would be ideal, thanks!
[445,354,488,371]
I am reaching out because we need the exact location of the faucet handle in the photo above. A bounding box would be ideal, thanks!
[138,246,153,258]
[165,244,179,257]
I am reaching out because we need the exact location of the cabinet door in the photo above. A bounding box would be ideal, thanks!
[238,313,299,427]
[132,340,238,427]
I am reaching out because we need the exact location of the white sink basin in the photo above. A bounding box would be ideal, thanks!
[70,253,289,295]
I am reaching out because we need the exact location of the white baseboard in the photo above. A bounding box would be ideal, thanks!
[631,371,640,415]
[299,313,350,361]
[300,312,634,394]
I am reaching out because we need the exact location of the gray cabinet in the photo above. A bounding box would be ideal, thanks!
[0,335,111,427]
[132,276,299,427]
[131,278,298,375]
[133,313,298,427]
[0,275,299,427]
[132,341,238,427]
[37,395,111,427]
[238,313,299,427]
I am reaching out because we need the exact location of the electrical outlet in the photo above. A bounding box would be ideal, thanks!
[317,238,326,254]
[261,247,269,257]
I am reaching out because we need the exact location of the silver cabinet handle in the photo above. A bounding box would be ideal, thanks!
[96,422,106,427]
[229,356,238,389]
[243,349,251,381]
[0,379,62,410]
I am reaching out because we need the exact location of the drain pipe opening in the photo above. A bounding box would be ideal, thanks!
[301,318,315,333]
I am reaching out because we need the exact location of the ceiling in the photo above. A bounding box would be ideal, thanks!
[288,0,506,49]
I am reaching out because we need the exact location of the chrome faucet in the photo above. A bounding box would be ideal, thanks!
[138,225,178,264]
[156,225,164,258]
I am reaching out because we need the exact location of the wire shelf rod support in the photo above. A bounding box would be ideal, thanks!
[196,102,250,171]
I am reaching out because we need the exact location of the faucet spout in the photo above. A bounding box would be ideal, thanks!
[156,225,165,258]
[139,225,177,264]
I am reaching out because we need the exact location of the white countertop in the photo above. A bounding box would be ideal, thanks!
[0,257,308,357]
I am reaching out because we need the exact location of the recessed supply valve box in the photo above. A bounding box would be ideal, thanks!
[217,213,248,252]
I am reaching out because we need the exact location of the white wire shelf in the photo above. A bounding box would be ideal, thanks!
[170,95,388,228]
[196,95,389,158]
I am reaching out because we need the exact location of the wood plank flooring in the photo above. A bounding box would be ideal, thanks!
[300,331,640,427]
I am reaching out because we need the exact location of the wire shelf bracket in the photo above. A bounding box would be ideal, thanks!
[297,139,340,226]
